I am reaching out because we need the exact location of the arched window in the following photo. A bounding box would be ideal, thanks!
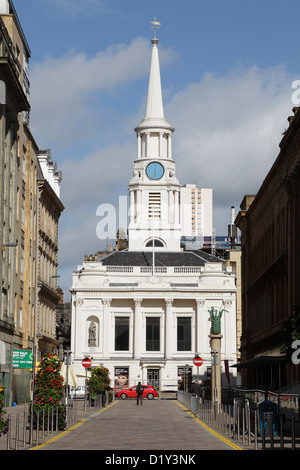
[145,239,164,248]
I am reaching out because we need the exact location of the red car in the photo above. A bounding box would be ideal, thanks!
[115,385,158,400]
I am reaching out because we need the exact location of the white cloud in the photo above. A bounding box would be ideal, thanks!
[30,37,177,151]
[166,64,293,232]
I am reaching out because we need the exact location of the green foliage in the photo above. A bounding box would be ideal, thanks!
[30,353,66,430]
[87,367,111,398]
[280,307,300,364]
[0,386,9,437]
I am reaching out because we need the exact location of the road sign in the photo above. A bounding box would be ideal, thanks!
[82,357,92,368]
[193,356,203,367]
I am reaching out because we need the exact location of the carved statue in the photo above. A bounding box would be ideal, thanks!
[88,321,97,347]
[208,307,227,335]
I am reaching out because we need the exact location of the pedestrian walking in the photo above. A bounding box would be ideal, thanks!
[190,380,201,397]
[136,382,144,405]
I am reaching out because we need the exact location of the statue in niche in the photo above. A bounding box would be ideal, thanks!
[88,321,97,347]
[208,307,227,335]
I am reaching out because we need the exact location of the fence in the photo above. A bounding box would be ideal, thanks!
[2,392,114,450]
[177,390,300,450]
[3,401,76,450]
[2,389,115,451]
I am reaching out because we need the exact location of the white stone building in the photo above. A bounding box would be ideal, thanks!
[70,34,237,392]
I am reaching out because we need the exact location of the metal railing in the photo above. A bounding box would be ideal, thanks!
[177,390,300,450]
[3,400,78,451]
[2,392,114,450]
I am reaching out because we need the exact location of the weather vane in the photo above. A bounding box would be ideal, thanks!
[150,18,161,39]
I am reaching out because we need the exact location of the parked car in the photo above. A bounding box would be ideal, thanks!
[70,385,86,399]
[115,385,158,400]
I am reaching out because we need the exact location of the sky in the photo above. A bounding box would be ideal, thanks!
[12,0,300,299]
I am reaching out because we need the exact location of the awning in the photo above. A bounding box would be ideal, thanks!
[232,356,286,369]
[60,364,78,387]
[71,364,91,378]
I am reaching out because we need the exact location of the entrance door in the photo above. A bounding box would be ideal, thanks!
[147,369,160,389]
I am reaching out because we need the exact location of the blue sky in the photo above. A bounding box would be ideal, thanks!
[12,0,300,297]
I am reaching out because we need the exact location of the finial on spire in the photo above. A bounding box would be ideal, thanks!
[150,18,160,44]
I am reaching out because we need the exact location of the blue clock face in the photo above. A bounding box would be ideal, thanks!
[146,162,164,180]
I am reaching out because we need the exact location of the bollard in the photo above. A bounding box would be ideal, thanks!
[262,413,266,450]
[30,403,33,445]
[254,409,258,450]
[51,407,54,433]
[270,416,274,450]
[15,414,19,450]
[36,409,40,444]
[6,414,11,450]
[23,411,27,448]
[242,408,245,443]
[42,409,45,440]
[291,415,295,450]
[247,407,251,447]
[279,414,284,450]
[47,408,50,435]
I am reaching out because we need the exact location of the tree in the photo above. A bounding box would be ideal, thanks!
[31,353,66,430]
[87,367,111,399]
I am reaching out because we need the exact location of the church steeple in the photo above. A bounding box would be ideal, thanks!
[128,22,181,252]
[135,34,174,134]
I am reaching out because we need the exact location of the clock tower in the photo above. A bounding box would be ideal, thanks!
[128,31,181,251]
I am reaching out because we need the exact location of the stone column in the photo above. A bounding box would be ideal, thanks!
[102,299,111,358]
[174,190,179,225]
[136,190,141,224]
[195,299,206,354]
[210,334,223,409]
[159,132,163,157]
[168,191,175,224]
[167,134,172,159]
[137,134,141,159]
[72,298,84,359]
[130,190,135,225]
[134,298,142,359]
[165,298,174,358]
[145,132,150,158]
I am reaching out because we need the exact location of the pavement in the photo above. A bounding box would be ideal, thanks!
[0,397,298,454]
[0,397,248,453]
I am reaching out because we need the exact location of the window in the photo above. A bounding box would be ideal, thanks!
[145,239,164,248]
[146,317,160,351]
[115,317,129,351]
[177,317,191,351]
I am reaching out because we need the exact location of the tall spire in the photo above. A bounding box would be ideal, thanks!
[135,19,174,132]
[145,38,165,120]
